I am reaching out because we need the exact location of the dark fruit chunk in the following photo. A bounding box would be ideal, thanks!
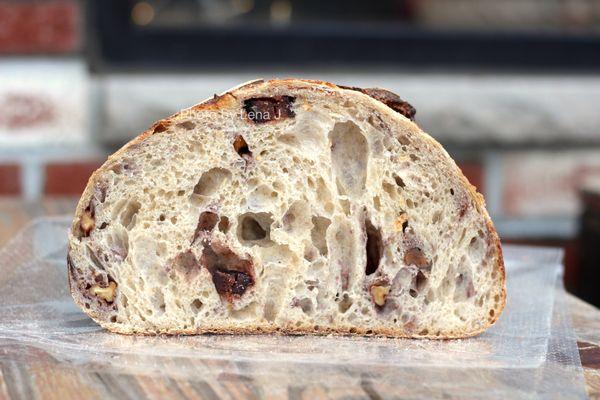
[201,241,255,301]
[243,96,295,123]
[404,247,431,271]
[339,86,416,121]
[213,269,253,297]
[193,211,219,243]
[233,135,252,158]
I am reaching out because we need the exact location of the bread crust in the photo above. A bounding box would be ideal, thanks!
[68,79,506,338]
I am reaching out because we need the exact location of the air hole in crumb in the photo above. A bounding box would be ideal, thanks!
[398,135,410,146]
[489,309,495,317]
[340,199,351,215]
[450,188,455,196]
[365,219,383,275]
[311,216,331,256]
[373,196,381,211]
[237,212,273,244]
[119,200,141,229]
[193,168,232,196]
[264,300,277,321]
[415,271,427,292]
[191,299,203,312]
[298,298,313,315]
[110,316,117,323]
[329,121,368,197]
[241,217,266,240]
[176,121,195,130]
[338,293,353,313]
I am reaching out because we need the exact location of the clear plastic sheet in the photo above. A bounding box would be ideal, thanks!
[0,217,587,398]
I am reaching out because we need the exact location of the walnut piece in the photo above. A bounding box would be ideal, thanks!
[394,213,408,232]
[370,285,390,307]
[90,281,117,302]
[80,211,95,237]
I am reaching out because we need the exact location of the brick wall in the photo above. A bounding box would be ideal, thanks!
[0,156,105,197]
[0,0,80,54]
[0,0,88,196]
[44,161,103,195]
[0,164,21,195]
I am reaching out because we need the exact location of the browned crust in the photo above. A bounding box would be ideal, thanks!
[93,321,491,339]
[68,78,507,338]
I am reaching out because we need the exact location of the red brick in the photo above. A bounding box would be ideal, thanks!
[0,1,79,54]
[0,164,21,195]
[457,161,484,194]
[44,161,103,195]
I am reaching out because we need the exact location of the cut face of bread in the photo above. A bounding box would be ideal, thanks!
[68,79,506,338]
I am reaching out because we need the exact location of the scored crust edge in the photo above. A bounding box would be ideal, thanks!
[68,78,507,338]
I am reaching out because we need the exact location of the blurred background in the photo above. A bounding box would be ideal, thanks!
[0,0,598,305]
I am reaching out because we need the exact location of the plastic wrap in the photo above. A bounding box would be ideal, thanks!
[0,217,587,398]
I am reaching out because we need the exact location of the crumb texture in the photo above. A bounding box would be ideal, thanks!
[68,80,505,338]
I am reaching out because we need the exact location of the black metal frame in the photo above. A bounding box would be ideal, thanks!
[88,0,600,71]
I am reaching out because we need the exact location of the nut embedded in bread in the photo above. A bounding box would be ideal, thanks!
[67,79,506,338]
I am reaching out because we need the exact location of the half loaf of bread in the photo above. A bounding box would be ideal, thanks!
[68,79,506,338]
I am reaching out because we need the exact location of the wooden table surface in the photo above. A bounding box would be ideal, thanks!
[0,197,599,399]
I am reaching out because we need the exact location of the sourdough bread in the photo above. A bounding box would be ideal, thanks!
[68,79,506,338]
